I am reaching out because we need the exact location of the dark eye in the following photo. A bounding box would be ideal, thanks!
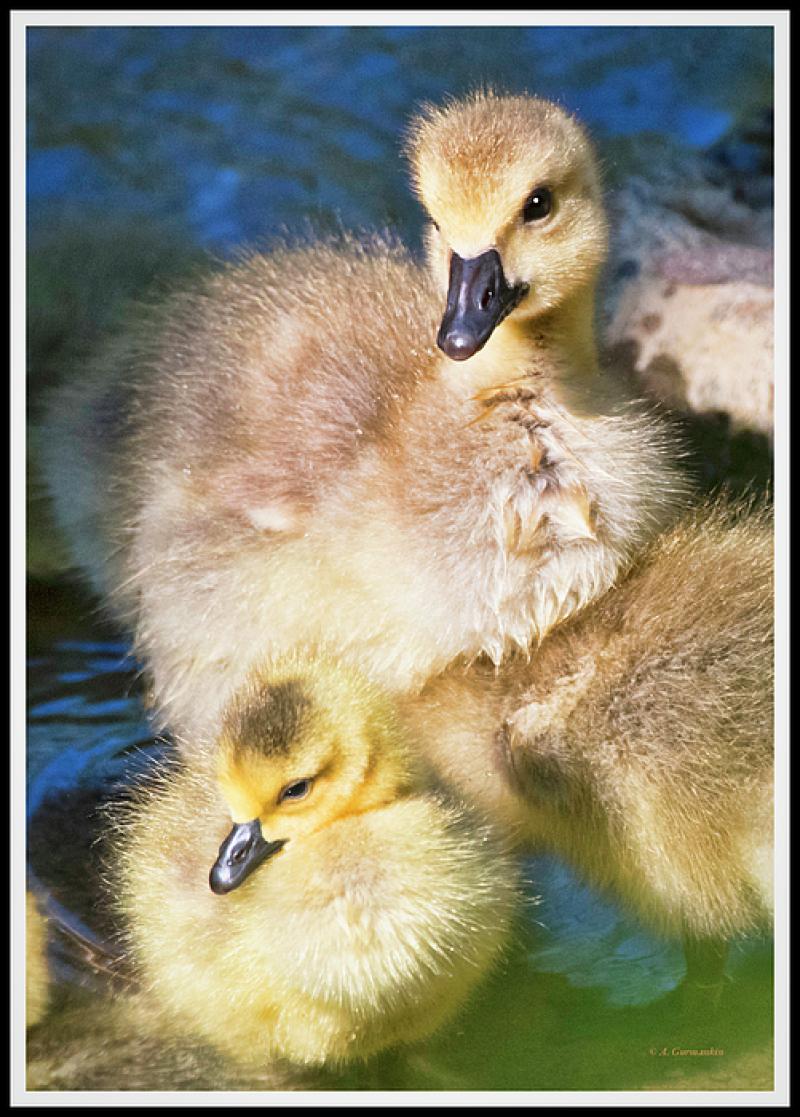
[523,186,552,223]
[278,778,312,804]
[431,220,440,232]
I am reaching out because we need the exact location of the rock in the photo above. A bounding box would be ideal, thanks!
[605,274,773,439]
[603,114,774,440]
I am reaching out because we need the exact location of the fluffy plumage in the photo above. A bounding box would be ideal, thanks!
[26,892,49,1030]
[400,499,774,945]
[42,91,684,743]
[113,652,518,1068]
[26,992,307,1091]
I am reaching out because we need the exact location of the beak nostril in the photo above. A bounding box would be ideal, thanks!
[230,840,252,864]
[480,288,494,311]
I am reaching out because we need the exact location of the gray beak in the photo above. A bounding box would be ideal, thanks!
[209,818,286,895]
[437,248,529,361]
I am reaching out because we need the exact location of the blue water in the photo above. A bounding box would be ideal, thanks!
[26,25,773,249]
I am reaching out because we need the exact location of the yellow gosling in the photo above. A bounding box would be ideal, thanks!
[401,500,773,979]
[116,653,518,1068]
[43,91,684,744]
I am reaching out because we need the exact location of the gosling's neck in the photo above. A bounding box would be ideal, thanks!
[442,284,608,414]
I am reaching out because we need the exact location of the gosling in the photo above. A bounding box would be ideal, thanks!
[115,652,518,1068]
[43,90,684,742]
[400,499,773,989]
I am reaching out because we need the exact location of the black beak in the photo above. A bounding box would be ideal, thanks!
[209,819,286,895]
[437,249,529,361]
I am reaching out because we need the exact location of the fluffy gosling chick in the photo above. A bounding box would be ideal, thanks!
[43,90,683,742]
[117,653,518,1068]
[401,500,773,971]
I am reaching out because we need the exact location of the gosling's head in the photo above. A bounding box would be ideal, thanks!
[406,90,608,360]
[209,656,414,895]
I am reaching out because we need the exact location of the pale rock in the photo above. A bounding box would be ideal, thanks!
[603,131,774,439]
[605,272,774,438]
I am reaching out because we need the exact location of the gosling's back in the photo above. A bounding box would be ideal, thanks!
[405,499,774,941]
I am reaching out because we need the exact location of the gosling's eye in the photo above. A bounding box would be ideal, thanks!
[523,186,553,223]
[277,778,313,804]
